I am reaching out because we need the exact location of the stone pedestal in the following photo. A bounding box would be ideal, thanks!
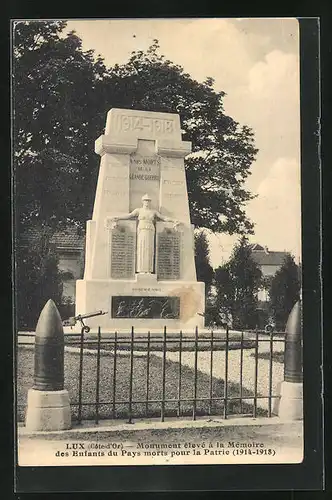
[25,389,71,431]
[76,273,204,330]
[277,381,303,420]
[76,108,205,330]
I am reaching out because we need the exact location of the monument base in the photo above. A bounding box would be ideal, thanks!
[76,273,205,330]
[25,389,71,431]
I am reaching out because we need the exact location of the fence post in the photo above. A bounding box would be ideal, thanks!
[277,300,303,420]
[25,299,71,431]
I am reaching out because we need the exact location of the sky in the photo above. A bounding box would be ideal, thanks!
[65,18,301,267]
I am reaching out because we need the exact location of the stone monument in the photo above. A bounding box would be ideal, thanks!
[75,108,205,331]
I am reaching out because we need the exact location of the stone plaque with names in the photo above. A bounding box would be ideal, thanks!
[157,227,181,280]
[110,224,136,279]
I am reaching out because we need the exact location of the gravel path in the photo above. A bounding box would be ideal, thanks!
[153,337,285,411]
[18,332,285,412]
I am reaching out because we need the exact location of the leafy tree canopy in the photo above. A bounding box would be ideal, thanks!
[13,21,109,233]
[13,21,258,237]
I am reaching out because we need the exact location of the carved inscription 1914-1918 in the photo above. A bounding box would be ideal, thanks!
[114,113,176,136]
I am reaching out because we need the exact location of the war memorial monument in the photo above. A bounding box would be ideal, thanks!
[75,108,205,331]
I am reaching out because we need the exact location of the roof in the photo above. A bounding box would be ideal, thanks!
[250,243,265,251]
[50,230,84,249]
[19,226,85,251]
[251,245,288,267]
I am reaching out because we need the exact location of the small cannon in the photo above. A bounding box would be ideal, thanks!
[62,310,108,333]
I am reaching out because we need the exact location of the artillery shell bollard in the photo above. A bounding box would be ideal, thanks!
[277,300,303,420]
[25,299,71,431]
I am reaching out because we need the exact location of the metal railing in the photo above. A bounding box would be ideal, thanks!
[61,326,286,424]
[17,327,286,424]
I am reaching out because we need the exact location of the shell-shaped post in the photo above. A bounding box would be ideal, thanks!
[33,299,65,391]
[284,300,302,383]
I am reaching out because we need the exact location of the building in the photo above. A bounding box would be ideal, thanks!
[250,244,288,302]
[250,244,288,277]
[20,226,85,308]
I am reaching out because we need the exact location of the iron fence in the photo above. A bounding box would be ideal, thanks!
[17,327,286,424]
[68,326,285,424]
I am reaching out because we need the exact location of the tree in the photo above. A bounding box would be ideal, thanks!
[108,40,258,234]
[13,21,108,327]
[15,229,63,329]
[13,23,258,237]
[214,236,262,329]
[194,230,214,296]
[13,21,109,235]
[269,254,301,330]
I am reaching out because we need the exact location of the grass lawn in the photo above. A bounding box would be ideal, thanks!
[17,346,266,423]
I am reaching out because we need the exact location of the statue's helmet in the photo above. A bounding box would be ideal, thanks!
[142,194,151,202]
